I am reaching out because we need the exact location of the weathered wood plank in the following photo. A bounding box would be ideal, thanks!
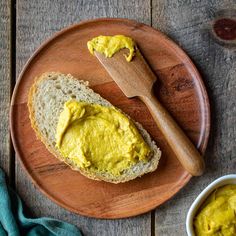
[0,0,11,176]
[152,0,236,235]
[15,0,151,235]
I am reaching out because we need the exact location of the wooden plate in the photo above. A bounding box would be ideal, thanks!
[10,18,210,219]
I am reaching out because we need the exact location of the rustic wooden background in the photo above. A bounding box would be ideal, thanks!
[1,0,235,235]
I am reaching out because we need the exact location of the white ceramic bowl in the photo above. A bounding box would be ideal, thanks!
[186,174,236,236]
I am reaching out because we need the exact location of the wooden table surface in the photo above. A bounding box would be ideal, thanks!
[1,0,235,235]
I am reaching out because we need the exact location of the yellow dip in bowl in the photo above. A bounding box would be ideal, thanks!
[194,184,236,236]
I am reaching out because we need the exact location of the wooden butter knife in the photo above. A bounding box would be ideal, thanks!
[94,48,205,176]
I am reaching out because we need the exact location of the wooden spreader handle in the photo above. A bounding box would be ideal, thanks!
[141,94,205,176]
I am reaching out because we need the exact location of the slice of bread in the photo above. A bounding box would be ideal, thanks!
[28,72,161,183]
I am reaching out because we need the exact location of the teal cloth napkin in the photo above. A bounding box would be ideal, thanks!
[0,169,82,236]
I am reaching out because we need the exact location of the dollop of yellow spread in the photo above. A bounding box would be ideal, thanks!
[55,100,151,176]
[194,184,236,236]
[87,35,136,62]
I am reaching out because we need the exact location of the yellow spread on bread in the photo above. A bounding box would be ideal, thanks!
[55,100,151,176]
[87,35,136,62]
[194,184,236,236]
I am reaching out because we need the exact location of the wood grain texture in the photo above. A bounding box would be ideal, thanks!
[152,0,236,235]
[16,1,152,235]
[0,0,11,175]
[11,0,235,234]
[11,18,209,218]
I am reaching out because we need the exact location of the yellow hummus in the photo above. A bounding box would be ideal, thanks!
[55,100,151,176]
[87,35,136,62]
[194,184,236,236]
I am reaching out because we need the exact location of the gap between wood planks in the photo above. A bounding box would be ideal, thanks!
[8,0,156,235]
[149,0,156,236]
[9,0,16,189]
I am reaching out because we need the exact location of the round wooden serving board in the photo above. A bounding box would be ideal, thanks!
[10,18,210,219]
